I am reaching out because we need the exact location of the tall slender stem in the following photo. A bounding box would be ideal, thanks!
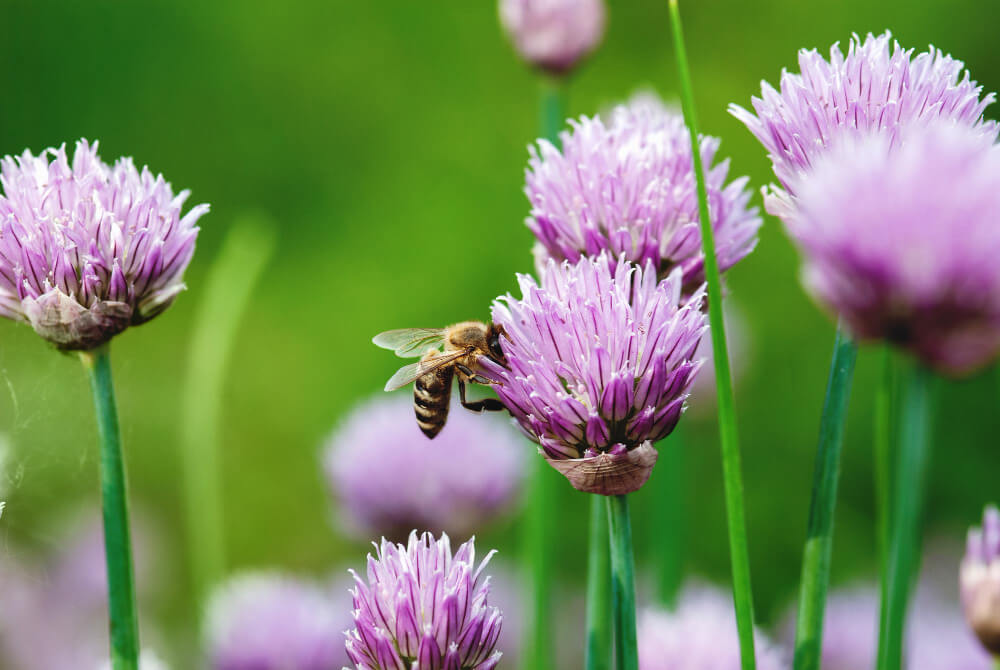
[666,2,757,668]
[653,431,685,608]
[586,495,612,670]
[522,74,565,670]
[81,346,139,670]
[874,346,895,645]
[792,325,857,670]
[607,494,638,670]
[524,459,555,670]
[877,362,933,670]
[181,216,275,607]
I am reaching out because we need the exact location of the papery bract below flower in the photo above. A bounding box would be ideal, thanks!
[344,532,502,670]
[206,572,348,670]
[525,96,760,291]
[498,0,605,75]
[961,505,1000,655]
[729,31,998,193]
[0,139,207,350]
[323,394,526,542]
[779,122,1000,376]
[638,586,788,670]
[482,254,706,495]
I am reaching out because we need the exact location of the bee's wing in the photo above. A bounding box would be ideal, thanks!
[372,328,447,358]
[383,350,466,391]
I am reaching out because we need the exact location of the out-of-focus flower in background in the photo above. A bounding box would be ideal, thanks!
[525,95,760,291]
[781,579,992,670]
[205,572,349,670]
[776,122,1000,376]
[637,585,788,670]
[0,512,163,670]
[730,31,998,193]
[483,254,705,495]
[498,0,606,75]
[344,532,503,670]
[323,394,526,542]
[0,139,207,350]
[961,505,1000,656]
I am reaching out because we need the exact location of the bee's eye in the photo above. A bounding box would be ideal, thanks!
[488,334,504,361]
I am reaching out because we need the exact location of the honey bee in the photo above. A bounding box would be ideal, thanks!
[373,321,508,438]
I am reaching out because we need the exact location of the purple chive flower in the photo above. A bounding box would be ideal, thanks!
[777,121,1000,376]
[345,532,502,670]
[0,139,207,350]
[498,0,606,75]
[779,586,878,670]
[206,572,348,670]
[482,254,706,495]
[638,586,788,670]
[729,31,998,194]
[961,505,1000,655]
[525,94,761,291]
[323,394,526,543]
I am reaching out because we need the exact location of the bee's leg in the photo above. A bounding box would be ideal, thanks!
[456,364,494,386]
[457,376,506,413]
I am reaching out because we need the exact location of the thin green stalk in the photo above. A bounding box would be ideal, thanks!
[180,215,276,607]
[586,495,612,670]
[792,325,857,670]
[653,432,685,608]
[877,362,933,670]
[522,75,565,670]
[874,346,895,646]
[993,656,1000,670]
[81,346,139,670]
[607,494,638,670]
[666,2,757,668]
[524,459,555,670]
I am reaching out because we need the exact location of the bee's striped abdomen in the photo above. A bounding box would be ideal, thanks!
[414,365,453,438]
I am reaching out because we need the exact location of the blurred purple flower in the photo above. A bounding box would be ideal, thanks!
[779,586,877,670]
[638,586,788,670]
[206,572,348,670]
[777,121,1000,376]
[482,254,706,495]
[0,139,207,350]
[323,394,526,542]
[781,581,992,670]
[498,0,605,75]
[730,31,997,192]
[0,511,163,670]
[961,505,1000,655]
[526,95,760,291]
[345,532,503,670]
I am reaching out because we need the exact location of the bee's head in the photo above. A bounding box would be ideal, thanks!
[486,323,509,367]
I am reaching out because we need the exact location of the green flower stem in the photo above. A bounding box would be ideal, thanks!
[524,459,555,670]
[607,494,639,670]
[81,345,139,670]
[540,76,566,144]
[586,495,612,670]
[653,432,685,608]
[666,2,757,668]
[792,325,857,670]
[877,362,934,670]
[181,216,276,607]
[874,347,895,630]
[522,74,565,670]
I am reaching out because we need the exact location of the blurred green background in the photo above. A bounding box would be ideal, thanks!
[1,0,999,662]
